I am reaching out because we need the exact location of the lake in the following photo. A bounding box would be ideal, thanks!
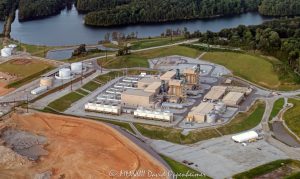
[8,6,272,46]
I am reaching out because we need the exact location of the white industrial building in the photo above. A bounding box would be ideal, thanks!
[1,44,17,57]
[85,103,121,115]
[134,108,173,122]
[231,131,259,143]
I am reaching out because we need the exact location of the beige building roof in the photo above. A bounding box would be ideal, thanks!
[137,77,161,89]
[160,71,176,81]
[227,86,252,95]
[144,82,161,93]
[222,92,244,105]
[183,68,197,74]
[122,89,154,97]
[204,86,227,100]
[169,79,183,86]
[190,102,215,115]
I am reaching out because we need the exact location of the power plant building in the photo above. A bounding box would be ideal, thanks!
[204,86,227,100]
[168,79,185,97]
[183,66,200,88]
[137,77,161,89]
[121,89,155,108]
[222,92,244,106]
[186,102,215,123]
[160,71,176,81]
[144,82,161,93]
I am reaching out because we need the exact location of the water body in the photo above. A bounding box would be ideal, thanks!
[0,21,3,32]
[46,45,116,60]
[10,6,273,46]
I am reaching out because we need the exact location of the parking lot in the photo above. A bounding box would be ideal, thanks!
[151,135,288,179]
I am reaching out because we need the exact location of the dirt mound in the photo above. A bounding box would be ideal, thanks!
[10,59,32,65]
[0,112,167,178]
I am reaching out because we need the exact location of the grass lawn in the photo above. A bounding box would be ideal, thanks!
[283,98,300,138]
[269,98,285,120]
[99,45,201,69]
[160,155,210,179]
[130,36,185,50]
[217,100,266,135]
[202,52,280,88]
[48,92,84,112]
[233,159,300,179]
[75,88,89,96]
[82,81,100,92]
[92,117,135,134]
[135,101,265,144]
[0,59,54,88]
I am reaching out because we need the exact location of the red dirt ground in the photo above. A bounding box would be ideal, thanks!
[0,112,167,178]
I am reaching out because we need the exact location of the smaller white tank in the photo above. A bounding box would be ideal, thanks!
[55,68,72,80]
[71,62,83,74]
[207,113,217,123]
[215,102,226,114]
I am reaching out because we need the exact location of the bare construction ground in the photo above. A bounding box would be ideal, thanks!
[0,112,167,178]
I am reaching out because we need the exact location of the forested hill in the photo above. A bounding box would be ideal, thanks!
[84,0,261,26]
[76,0,130,12]
[0,0,19,21]
[18,0,73,21]
[258,0,300,16]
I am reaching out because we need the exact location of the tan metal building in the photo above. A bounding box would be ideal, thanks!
[222,92,244,106]
[168,79,184,97]
[227,86,253,96]
[204,86,227,100]
[187,102,215,123]
[160,71,176,81]
[144,81,161,94]
[183,68,200,87]
[121,89,154,108]
[137,77,161,89]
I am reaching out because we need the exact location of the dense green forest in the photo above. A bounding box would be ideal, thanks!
[0,0,19,21]
[259,0,300,16]
[84,0,261,26]
[76,0,130,12]
[195,18,300,79]
[18,0,72,21]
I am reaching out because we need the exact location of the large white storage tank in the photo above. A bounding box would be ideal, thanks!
[231,131,259,143]
[71,62,83,74]
[55,68,72,80]
[1,47,12,57]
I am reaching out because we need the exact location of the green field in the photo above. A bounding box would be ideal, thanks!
[135,101,265,144]
[0,59,54,88]
[160,155,210,179]
[99,45,202,69]
[48,92,84,112]
[269,98,285,120]
[233,159,300,179]
[130,36,185,50]
[283,98,300,138]
[75,88,90,96]
[82,81,101,92]
[202,52,279,88]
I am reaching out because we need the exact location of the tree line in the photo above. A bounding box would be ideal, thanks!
[18,0,74,21]
[194,17,300,77]
[84,0,261,26]
[0,0,19,21]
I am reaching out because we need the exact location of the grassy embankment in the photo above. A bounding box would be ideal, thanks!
[283,98,300,138]
[130,36,185,50]
[98,45,202,69]
[201,52,300,91]
[269,98,285,121]
[0,59,54,88]
[233,159,300,179]
[160,155,211,179]
[135,101,265,144]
